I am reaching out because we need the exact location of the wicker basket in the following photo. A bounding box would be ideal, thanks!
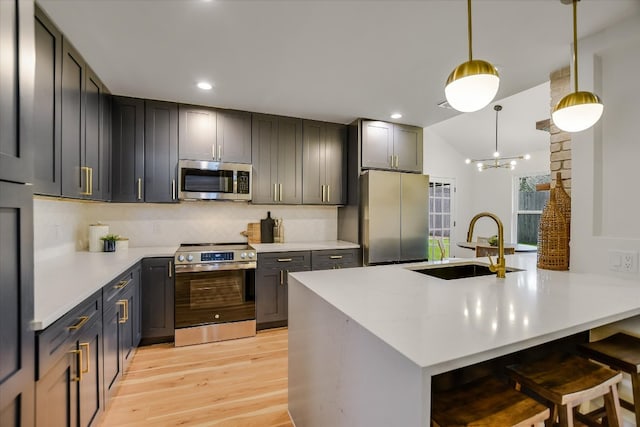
[537,188,569,270]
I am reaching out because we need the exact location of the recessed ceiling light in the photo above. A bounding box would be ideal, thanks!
[197,82,212,90]
[390,113,402,119]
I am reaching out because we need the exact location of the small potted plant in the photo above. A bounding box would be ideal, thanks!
[100,234,119,252]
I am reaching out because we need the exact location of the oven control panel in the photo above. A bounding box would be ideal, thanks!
[202,252,234,262]
[175,247,256,265]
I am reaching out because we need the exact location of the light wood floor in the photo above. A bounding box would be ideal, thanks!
[99,328,292,427]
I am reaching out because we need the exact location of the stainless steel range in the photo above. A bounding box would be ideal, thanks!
[174,243,256,347]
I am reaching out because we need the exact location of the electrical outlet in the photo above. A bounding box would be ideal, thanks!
[608,250,638,273]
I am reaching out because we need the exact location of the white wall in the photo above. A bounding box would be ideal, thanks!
[424,131,549,259]
[33,197,338,260]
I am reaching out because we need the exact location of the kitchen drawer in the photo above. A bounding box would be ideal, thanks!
[103,268,135,304]
[36,290,102,380]
[311,249,361,270]
[258,251,311,271]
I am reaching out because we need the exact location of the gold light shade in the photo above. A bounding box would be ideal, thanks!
[552,91,603,132]
[445,59,500,113]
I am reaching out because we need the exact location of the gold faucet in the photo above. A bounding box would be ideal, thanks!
[466,212,506,278]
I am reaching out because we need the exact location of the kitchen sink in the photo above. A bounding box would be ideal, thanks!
[409,263,522,280]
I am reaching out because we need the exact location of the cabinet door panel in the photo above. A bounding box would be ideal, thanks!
[251,114,278,204]
[35,352,77,427]
[101,92,112,201]
[85,68,103,200]
[0,181,34,427]
[61,39,85,198]
[178,105,216,161]
[361,120,392,170]
[325,123,346,205]
[394,124,423,173]
[277,117,302,204]
[103,306,121,402]
[78,320,103,427]
[145,100,178,203]
[302,120,324,204]
[33,7,62,195]
[141,258,174,341]
[256,270,286,325]
[111,97,144,202]
[217,109,251,164]
[0,0,33,184]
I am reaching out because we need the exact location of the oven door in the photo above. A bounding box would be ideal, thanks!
[175,268,255,329]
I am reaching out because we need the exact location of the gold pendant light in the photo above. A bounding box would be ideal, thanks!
[445,0,500,113]
[552,0,604,132]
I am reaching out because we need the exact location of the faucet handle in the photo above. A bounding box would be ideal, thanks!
[487,255,497,272]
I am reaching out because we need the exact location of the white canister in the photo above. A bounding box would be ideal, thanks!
[89,224,109,252]
[116,238,129,252]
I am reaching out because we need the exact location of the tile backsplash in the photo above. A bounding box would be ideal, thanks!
[34,197,339,259]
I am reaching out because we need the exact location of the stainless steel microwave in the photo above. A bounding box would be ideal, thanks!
[178,160,251,201]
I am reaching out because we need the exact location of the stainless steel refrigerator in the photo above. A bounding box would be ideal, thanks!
[361,170,429,265]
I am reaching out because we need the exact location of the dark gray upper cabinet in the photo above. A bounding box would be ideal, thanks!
[361,120,423,173]
[216,109,252,164]
[60,38,86,198]
[111,96,144,202]
[85,66,107,200]
[251,113,303,204]
[145,100,178,203]
[178,105,216,161]
[0,181,35,427]
[33,6,62,195]
[101,91,112,201]
[302,120,346,205]
[0,0,34,186]
[394,124,423,172]
[141,258,175,343]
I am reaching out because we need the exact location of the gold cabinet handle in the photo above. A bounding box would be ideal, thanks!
[279,183,283,202]
[273,183,278,202]
[117,300,129,323]
[172,179,176,200]
[137,178,142,200]
[277,258,292,262]
[114,278,131,289]
[212,144,216,160]
[329,255,343,259]
[80,342,90,375]
[89,167,93,195]
[327,185,330,203]
[69,349,82,382]
[80,166,91,195]
[168,261,173,278]
[395,155,399,168]
[280,270,284,286]
[68,316,89,331]
[321,185,325,202]
[389,155,394,168]
[218,145,222,161]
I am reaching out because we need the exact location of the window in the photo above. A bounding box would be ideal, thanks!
[429,178,455,260]
[513,174,550,246]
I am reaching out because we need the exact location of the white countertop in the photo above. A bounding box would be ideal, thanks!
[250,240,359,253]
[289,253,640,373]
[33,246,177,331]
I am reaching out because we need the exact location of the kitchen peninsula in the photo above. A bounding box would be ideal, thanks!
[287,253,640,427]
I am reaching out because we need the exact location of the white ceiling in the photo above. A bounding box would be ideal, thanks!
[37,0,640,159]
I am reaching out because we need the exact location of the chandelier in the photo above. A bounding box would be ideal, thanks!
[465,105,530,171]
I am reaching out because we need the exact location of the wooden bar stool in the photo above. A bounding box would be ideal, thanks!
[432,376,550,427]
[506,353,623,427]
[579,332,640,426]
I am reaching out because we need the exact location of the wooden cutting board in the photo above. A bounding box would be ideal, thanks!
[241,223,261,244]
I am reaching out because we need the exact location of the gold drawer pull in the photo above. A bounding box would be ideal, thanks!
[68,316,89,331]
[69,349,82,382]
[329,255,343,259]
[114,278,131,289]
[80,342,90,374]
[277,258,292,262]
[117,300,129,323]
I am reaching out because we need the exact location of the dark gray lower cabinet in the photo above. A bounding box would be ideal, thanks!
[35,291,103,427]
[103,265,141,404]
[311,248,361,270]
[256,251,311,330]
[141,258,175,344]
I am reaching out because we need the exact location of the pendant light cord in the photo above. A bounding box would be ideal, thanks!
[467,0,473,60]
[495,107,499,154]
[573,0,579,92]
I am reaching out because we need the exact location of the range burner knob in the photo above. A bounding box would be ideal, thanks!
[186,254,194,262]
[177,255,185,262]
[240,252,247,259]
[248,252,255,258]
